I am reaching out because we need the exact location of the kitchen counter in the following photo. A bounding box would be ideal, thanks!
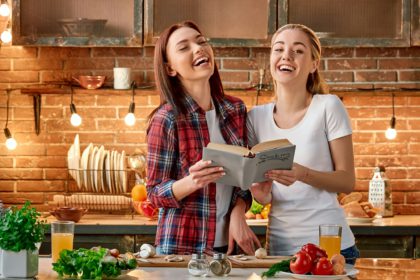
[40,215,420,259]
[43,214,420,235]
[26,257,420,280]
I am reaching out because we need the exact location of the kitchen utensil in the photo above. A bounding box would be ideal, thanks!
[72,75,106,89]
[368,167,393,217]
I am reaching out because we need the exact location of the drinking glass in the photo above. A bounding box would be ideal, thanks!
[319,224,342,259]
[51,221,75,262]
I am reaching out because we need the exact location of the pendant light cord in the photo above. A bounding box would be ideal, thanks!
[70,85,74,104]
[131,81,136,103]
[4,89,11,129]
[392,93,395,117]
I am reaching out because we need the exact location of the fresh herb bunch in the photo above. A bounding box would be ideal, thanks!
[261,259,291,278]
[53,247,137,280]
[0,201,46,252]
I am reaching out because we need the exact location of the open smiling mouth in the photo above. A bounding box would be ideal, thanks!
[193,57,209,66]
[278,65,295,72]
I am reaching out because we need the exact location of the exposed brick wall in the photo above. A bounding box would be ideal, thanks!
[0,45,419,214]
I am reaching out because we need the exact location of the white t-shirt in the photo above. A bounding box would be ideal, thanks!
[247,94,355,256]
[206,107,234,248]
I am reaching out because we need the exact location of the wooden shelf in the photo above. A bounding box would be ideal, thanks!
[19,85,420,97]
[20,85,158,96]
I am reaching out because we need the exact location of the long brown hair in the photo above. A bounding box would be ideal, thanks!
[272,24,329,94]
[148,21,224,121]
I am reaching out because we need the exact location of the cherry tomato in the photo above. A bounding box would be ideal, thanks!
[290,251,312,275]
[311,257,334,275]
[301,243,327,263]
[109,248,120,258]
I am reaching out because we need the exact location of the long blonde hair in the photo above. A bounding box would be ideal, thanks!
[271,24,328,94]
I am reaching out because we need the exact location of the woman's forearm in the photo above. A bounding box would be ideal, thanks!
[302,168,355,194]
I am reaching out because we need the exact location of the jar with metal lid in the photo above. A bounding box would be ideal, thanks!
[210,253,232,276]
[188,253,209,276]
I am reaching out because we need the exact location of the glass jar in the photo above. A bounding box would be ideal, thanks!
[210,253,232,276]
[188,253,209,277]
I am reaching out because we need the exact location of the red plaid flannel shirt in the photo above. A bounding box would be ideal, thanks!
[146,94,251,254]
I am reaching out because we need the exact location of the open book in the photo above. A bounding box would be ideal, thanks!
[202,139,295,190]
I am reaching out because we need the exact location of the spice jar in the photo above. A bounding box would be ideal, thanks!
[210,253,232,276]
[188,253,209,276]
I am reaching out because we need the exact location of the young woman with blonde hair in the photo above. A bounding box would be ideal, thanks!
[248,24,359,264]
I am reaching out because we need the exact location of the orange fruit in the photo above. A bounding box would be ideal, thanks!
[131,183,147,202]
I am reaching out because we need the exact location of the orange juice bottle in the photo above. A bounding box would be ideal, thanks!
[319,235,341,259]
[51,232,74,262]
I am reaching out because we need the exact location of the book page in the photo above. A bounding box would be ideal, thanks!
[251,139,292,154]
[206,142,250,156]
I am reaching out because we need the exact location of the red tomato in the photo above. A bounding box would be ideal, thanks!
[311,257,334,275]
[290,251,312,275]
[140,200,158,218]
[301,243,327,263]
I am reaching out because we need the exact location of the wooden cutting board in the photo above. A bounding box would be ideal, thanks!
[136,255,289,268]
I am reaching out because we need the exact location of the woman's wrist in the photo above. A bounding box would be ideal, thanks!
[299,167,310,183]
[252,192,272,206]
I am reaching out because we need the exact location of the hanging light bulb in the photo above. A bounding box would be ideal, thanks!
[1,29,12,43]
[385,94,397,140]
[70,103,82,127]
[124,102,136,126]
[124,81,136,126]
[4,127,17,150]
[69,86,81,127]
[385,116,397,140]
[0,0,10,17]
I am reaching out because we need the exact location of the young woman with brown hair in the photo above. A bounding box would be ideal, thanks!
[147,21,260,255]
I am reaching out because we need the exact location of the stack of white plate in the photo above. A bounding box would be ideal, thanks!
[67,135,128,194]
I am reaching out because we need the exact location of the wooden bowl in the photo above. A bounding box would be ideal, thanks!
[50,206,88,223]
[72,75,106,89]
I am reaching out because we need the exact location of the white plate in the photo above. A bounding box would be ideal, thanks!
[104,150,112,193]
[81,143,92,191]
[73,134,81,189]
[96,146,105,192]
[114,152,121,193]
[246,219,268,225]
[90,146,99,192]
[67,144,75,178]
[346,217,376,223]
[277,265,358,279]
[120,150,127,193]
[109,150,116,193]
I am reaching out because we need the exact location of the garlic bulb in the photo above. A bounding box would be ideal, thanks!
[139,243,156,258]
[254,248,267,259]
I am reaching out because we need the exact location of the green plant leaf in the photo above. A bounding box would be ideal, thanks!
[0,201,46,252]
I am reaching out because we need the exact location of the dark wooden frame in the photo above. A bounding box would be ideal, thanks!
[143,0,278,47]
[11,0,143,47]
[281,0,411,47]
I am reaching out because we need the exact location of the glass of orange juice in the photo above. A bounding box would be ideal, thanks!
[51,221,75,263]
[319,224,342,259]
